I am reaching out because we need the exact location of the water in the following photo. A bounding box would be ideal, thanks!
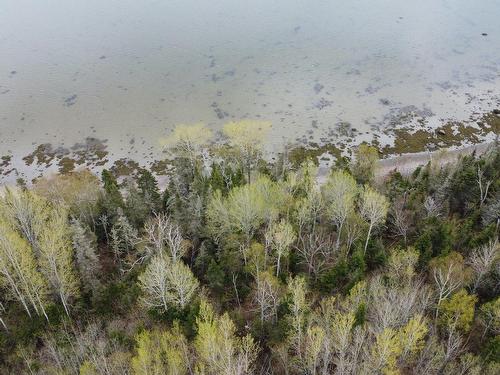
[1,0,499,181]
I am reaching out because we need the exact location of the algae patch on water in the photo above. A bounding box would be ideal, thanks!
[381,111,500,156]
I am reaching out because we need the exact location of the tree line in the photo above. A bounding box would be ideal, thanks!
[0,121,499,374]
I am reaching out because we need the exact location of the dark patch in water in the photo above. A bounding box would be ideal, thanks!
[211,102,228,119]
[314,98,333,110]
[63,94,78,107]
[313,83,324,94]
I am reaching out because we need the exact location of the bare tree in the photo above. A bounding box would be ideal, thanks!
[143,213,187,262]
[430,253,469,319]
[254,271,282,323]
[139,255,199,312]
[482,194,500,233]
[468,239,499,291]
[477,165,492,207]
[389,198,412,245]
[0,301,7,330]
[424,195,442,218]
[295,231,333,278]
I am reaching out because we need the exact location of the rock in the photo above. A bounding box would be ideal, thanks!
[437,129,446,136]
[493,109,500,115]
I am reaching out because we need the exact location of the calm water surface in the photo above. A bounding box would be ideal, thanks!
[1,0,499,179]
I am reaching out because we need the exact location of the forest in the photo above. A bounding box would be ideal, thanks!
[0,121,499,375]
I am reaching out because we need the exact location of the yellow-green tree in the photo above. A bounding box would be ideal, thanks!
[34,169,102,226]
[207,175,289,248]
[222,120,271,183]
[351,144,379,184]
[322,170,358,251]
[195,300,258,375]
[131,325,190,375]
[266,219,296,276]
[162,123,213,162]
[430,252,472,319]
[38,205,79,316]
[0,188,79,318]
[439,289,477,333]
[0,220,48,320]
[359,186,389,254]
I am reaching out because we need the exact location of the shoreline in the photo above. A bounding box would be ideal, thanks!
[0,109,498,187]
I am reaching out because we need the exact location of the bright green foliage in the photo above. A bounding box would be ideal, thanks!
[0,219,48,318]
[266,219,296,276]
[222,120,271,183]
[322,170,358,250]
[207,175,290,246]
[398,315,428,359]
[351,144,379,184]
[439,289,478,332]
[38,205,79,316]
[195,299,259,375]
[386,247,419,284]
[360,186,389,254]
[0,140,498,375]
[0,188,79,318]
[131,325,189,375]
[371,328,402,375]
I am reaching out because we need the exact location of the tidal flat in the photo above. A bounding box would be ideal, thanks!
[1,0,500,183]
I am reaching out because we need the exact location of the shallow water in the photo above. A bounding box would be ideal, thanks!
[1,0,499,181]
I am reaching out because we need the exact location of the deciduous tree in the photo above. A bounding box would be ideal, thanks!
[322,170,358,251]
[222,120,271,183]
[359,186,389,254]
[195,300,258,375]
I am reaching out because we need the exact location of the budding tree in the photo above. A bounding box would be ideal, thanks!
[38,206,79,316]
[322,170,358,251]
[161,123,213,173]
[0,221,48,319]
[131,325,190,375]
[359,186,389,254]
[222,120,271,183]
[195,300,259,375]
[266,219,296,276]
[207,175,288,248]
